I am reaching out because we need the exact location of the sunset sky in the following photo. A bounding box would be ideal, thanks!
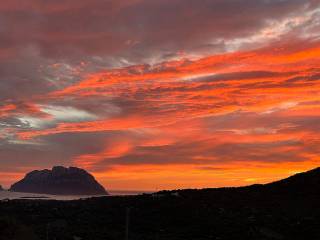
[1,0,320,191]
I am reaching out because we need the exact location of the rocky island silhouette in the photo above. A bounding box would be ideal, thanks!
[9,166,107,196]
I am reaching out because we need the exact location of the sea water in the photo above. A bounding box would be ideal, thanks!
[0,190,151,200]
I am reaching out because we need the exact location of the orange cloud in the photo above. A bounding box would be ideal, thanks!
[2,39,319,190]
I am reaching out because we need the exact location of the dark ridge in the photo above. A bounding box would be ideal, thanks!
[264,167,320,194]
[9,166,108,196]
[2,167,320,239]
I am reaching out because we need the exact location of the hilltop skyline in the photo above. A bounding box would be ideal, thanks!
[0,0,320,190]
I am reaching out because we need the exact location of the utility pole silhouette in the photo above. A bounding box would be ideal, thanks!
[125,207,130,240]
[46,223,50,240]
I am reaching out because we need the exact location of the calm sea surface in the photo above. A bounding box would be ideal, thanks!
[0,190,152,200]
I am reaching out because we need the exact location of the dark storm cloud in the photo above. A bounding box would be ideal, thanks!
[0,0,317,102]
[0,0,315,59]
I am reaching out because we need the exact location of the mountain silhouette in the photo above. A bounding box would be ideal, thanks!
[260,167,320,194]
[10,166,108,195]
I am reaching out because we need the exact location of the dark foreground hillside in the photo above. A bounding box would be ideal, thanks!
[2,167,320,240]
